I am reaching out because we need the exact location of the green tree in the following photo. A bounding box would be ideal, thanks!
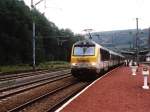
[0,0,82,65]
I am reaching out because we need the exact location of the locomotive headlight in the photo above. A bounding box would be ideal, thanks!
[72,63,76,66]
[91,62,96,66]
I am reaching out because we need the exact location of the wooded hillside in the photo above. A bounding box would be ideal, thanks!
[0,0,83,65]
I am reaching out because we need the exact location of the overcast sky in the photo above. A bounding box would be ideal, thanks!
[24,0,150,34]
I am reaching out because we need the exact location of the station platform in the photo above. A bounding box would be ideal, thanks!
[56,65,150,112]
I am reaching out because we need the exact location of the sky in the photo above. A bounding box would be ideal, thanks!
[24,0,150,34]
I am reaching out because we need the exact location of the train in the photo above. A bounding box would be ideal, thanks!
[70,40,125,79]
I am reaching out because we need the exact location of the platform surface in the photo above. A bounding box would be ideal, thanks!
[57,65,150,112]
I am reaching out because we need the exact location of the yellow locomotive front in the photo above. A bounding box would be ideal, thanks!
[70,40,100,79]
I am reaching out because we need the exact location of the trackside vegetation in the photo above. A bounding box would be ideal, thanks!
[0,61,70,73]
[0,0,83,66]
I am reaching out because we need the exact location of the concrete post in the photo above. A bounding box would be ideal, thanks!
[131,66,137,75]
[142,67,149,89]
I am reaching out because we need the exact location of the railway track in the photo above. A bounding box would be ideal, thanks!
[0,67,91,112]
[0,69,70,89]
[0,73,72,99]
[0,74,81,112]
[45,82,88,112]
[0,70,50,81]
[8,81,88,112]
[0,69,70,81]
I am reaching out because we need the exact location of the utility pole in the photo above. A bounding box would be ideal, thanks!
[148,27,150,49]
[136,18,139,65]
[31,0,46,70]
[31,0,36,70]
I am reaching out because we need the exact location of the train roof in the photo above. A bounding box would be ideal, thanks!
[74,40,96,46]
[73,40,125,58]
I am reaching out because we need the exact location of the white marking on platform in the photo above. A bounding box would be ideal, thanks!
[55,66,121,112]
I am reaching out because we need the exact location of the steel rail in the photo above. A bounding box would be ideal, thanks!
[0,70,70,92]
[0,74,72,99]
[46,83,88,112]
[7,81,78,112]
[0,69,70,81]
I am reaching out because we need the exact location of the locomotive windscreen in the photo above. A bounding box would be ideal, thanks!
[73,46,95,56]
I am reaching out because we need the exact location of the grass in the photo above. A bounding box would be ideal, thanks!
[0,65,33,73]
[38,61,70,70]
[0,61,70,74]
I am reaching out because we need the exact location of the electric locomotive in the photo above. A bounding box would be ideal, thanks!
[70,40,124,79]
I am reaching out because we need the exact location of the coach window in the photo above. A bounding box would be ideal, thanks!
[111,54,115,60]
[100,49,110,61]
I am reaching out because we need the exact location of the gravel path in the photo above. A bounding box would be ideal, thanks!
[60,66,150,112]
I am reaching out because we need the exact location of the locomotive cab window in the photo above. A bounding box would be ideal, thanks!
[73,45,95,56]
